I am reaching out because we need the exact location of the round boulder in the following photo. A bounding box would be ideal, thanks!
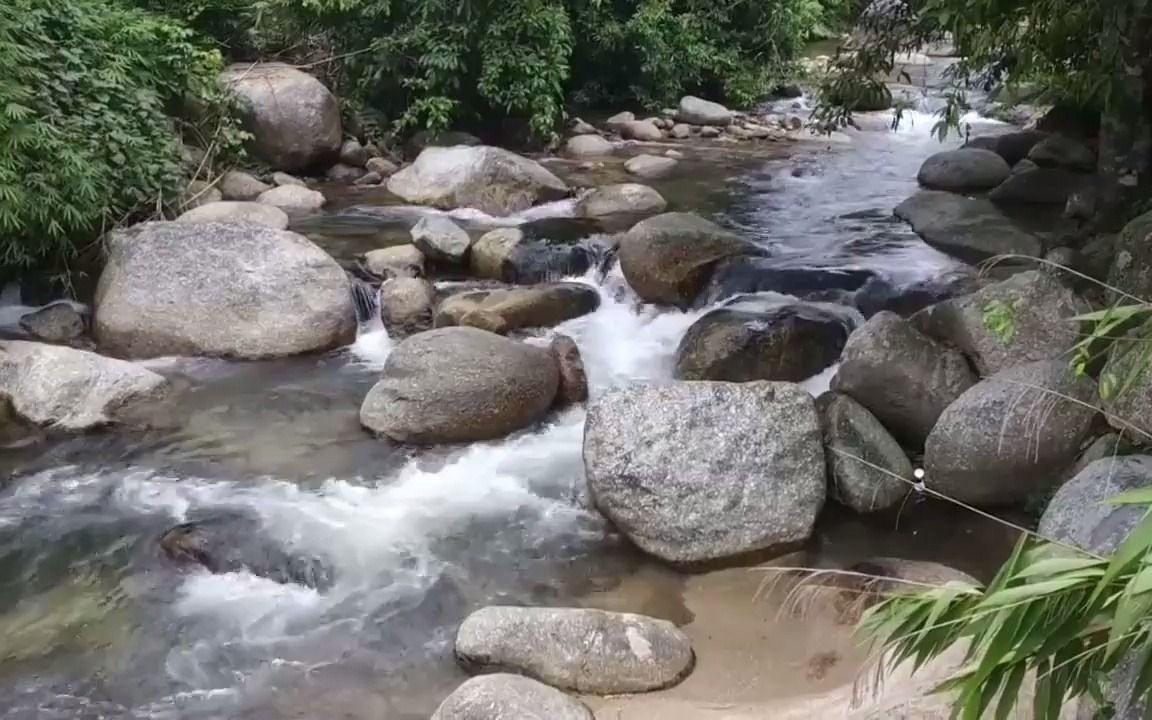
[917,148,1011,192]
[988,166,1092,205]
[364,244,425,278]
[924,360,1099,506]
[624,154,678,179]
[359,327,559,444]
[175,201,289,230]
[410,215,471,264]
[584,382,826,563]
[434,283,599,335]
[218,170,271,201]
[619,121,663,142]
[339,139,369,168]
[674,301,854,382]
[676,96,733,126]
[432,674,592,720]
[386,146,568,216]
[817,393,912,514]
[94,221,355,358]
[455,606,694,693]
[618,212,756,308]
[18,302,86,345]
[575,183,667,218]
[220,63,342,172]
[1041,456,1152,555]
[1027,134,1096,172]
[565,135,614,158]
[831,311,976,448]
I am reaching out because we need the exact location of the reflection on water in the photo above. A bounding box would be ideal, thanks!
[0,101,1023,718]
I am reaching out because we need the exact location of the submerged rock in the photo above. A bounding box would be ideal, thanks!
[912,270,1084,376]
[220,63,342,172]
[159,511,333,590]
[619,213,755,307]
[94,221,355,358]
[434,283,599,335]
[917,148,1010,192]
[575,183,667,218]
[175,201,289,230]
[673,301,854,382]
[0,340,169,430]
[817,393,912,514]
[895,191,1042,261]
[699,258,877,308]
[387,146,568,216]
[360,327,558,444]
[925,360,1098,506]
[584,382,825,563]
[455,606,694,693]
[831,311,976,447]
[432,674,592,720]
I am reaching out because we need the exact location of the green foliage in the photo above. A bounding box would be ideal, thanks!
[861,506,1152,719]
[981,298,1023,344]
[191,0,846,139]
[0,0,238,271]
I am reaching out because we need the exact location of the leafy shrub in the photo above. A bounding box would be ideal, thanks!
[0,0,235,271]
[192,0,847,140]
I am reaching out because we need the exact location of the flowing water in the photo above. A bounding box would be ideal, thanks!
[0,104,1023,718]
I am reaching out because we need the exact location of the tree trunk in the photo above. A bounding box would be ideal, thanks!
[1096,0,1152,228]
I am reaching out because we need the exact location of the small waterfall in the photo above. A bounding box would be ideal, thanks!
[348,274,380,325]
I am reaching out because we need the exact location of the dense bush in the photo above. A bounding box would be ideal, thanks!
[0,0,236,271]
[186,0,849,139]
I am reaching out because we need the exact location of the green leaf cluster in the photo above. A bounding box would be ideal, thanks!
[0,0,234,272]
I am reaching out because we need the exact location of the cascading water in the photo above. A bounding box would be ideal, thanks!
[0,101,1016,719]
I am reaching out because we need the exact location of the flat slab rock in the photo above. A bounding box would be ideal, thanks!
[455,606,694,694]
[432,674,592,720]
[895,190,1042,261]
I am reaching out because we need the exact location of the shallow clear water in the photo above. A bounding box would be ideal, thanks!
[0,106,1020,718]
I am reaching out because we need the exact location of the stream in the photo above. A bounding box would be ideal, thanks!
[0,103,1022,719]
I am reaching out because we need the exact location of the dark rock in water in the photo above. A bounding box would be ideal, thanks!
[159,511,334,590]
[894,191,1043,262]
[698,256,876,308]
[470,227,609,284]
[989,167,1093,205]
[964,130,1047,166]
[19,302,86,345]
[674,301,855,382]
[550,334,588,406]
[917,148,1010,192]
[853,273,978,317]
[520,217,607,245]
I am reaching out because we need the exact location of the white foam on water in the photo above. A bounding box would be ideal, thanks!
[174,570,324,638]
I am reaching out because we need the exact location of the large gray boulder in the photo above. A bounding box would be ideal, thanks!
[175,201,289,230]
[917,148,1011,192]
[1041,456,1152,554]
[584,382,825,563]
[0,341,169,430]
[575,184,667,218]
[925,360,1098,506]
[431,674,592,720]
[989,166,1092,205]
[912,270,1084,376]
[619,212,756,307]
[386,146,568,216]
[435,283,599,335]
[220,63,342,172]
[1107,210,1152,302]
[94,222,355,358]
[817,392,912,514]
[360,327,558,444]
[674,301,854,383]
[676,96,733,126]
[831,311,976,447]
[895,191,1042,261]
[410,215,472,264]
[455,606,693,693]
